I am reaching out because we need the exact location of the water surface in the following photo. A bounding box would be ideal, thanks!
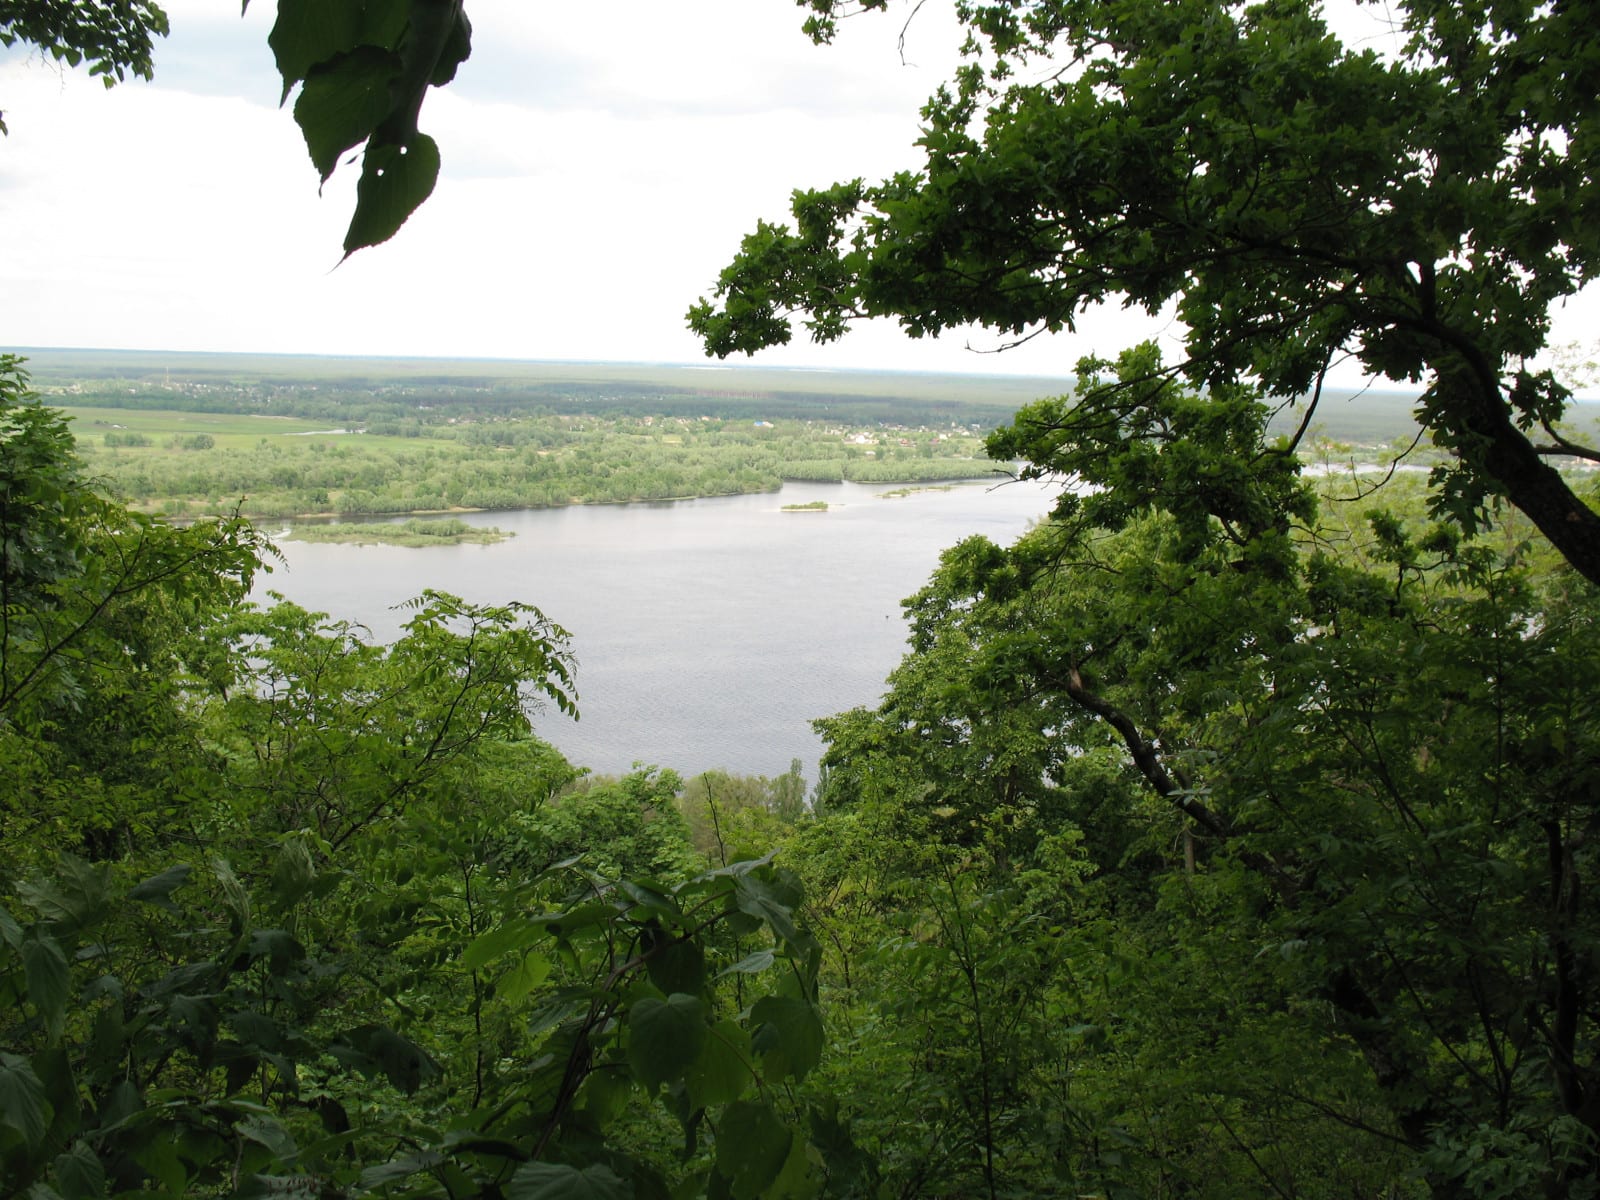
[255,479,1056,781]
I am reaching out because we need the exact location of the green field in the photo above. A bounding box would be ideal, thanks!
[68,404,403,446]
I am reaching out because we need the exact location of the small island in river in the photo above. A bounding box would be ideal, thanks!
[781,500,830,512]
[878,483,974,499]
[282,518,513,547]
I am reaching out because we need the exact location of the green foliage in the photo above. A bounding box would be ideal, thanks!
[1,358,95,616]
[19,0,1600,1190]
[0,854,441,1198]
[678,761,811,865]
[2,359,271,879]
[36,354,1042,431]
[5,0,470,253]
[255,0,471,256]
[693,0,1600,584]
[530,768,697,881]
[991,343,1316,571]
[316,847,836,1200]
[0,0,169,132]
[0,841,841,1200]
[797,351,1600,1193]
[64,404,992,519]
[100,431,149,448]
[2,373,865,1199]
[200,589,574,852]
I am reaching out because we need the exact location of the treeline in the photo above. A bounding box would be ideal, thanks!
[51,373,1023,430]
[75,413,995,518]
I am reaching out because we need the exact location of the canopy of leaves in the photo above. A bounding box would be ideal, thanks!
[0,0,169,132]
[796,348,1600,1194]
[691,0,1600,582]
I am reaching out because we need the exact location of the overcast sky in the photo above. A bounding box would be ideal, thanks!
[1,2,1592,384]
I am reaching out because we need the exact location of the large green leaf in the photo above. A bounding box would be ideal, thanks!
[133,1137,186,1195]
[507,1161,631,1200]
[357,1150,445,1191]
[22,934,70,1043]
[732,871,801,943]
[33,1047,81,1152]
[237,1113,298,1160]
[245,929,304,973]
[617,879,679,914]
[343,132,441,255]
[577,1066,634,1127]
[767,1128,818,1200]
[127,864,191,912]
[17,857,111,932]
[429,6,472,86]
[628,993,706,1090]
[715,948,775,979]
[267,0,363,98]
[807,1102,877,1198]
[499,951,553,1004]
[357,0,411,53]
[460,919,544,973]
[684,1020,752,1111]
[750,996,823,1084]
[0,1054,51,1148]
[267,837,316,909]
[86,1005,124,1081]
[50,1140,105,1200]
[644,934,705,997]
[331,1025,441,1095]
[212,859,251,933]
[715,1101,794,1200]
[292,47,398,181]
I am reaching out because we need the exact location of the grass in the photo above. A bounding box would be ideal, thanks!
[781,500,829,512]
[63,405,437,454]
[66,405,337,442]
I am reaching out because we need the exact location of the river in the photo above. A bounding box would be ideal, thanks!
[253,477,1058,784]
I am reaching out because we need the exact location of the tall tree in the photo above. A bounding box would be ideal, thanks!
[690,0,1600,582]
[804,352,1600,1192]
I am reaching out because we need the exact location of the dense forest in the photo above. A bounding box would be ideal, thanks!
[7,0,1600,1196]
[62,402,996,520]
